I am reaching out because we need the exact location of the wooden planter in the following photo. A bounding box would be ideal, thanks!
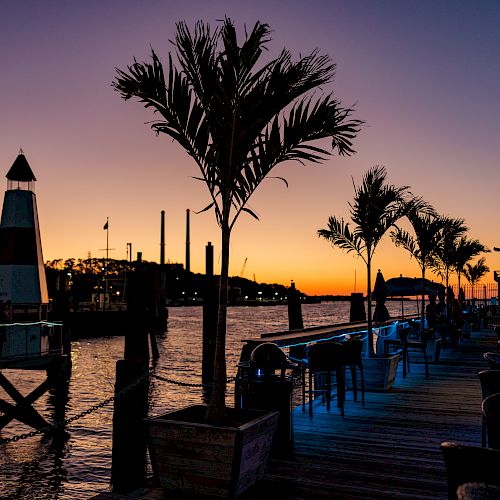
[146,404,279,498]
[362,353,401,391]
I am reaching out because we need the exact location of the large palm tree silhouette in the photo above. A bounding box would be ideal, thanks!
[114,19,362,420]
[318,166,412,357]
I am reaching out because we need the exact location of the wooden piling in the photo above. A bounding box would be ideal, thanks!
[111,258,151,493]
[287,281,304,330]
[111,358,149,494]
[350,292,366,322]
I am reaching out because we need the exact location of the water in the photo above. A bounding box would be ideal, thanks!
[0,300,412,499]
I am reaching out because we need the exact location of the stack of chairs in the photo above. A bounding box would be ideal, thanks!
[478,370,500,447]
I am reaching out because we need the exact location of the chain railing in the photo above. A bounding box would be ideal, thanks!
[0,368,237,446]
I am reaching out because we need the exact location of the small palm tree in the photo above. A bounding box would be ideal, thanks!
[114,19,362,421]
[464,257,490,301]
[318,166,413,357]
[391,211,448,334]
[452,236,489,297]
[433,217,468,305]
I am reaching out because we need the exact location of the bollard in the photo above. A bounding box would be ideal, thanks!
[350,292,366,322]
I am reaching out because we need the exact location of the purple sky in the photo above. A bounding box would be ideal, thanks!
[1,0,499,294]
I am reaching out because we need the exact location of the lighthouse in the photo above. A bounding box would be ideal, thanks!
[0,150,50,357]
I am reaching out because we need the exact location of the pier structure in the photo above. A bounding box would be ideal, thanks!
[0,150,68,433]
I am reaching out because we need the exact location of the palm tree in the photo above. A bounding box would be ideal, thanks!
[464,257,490,302]
[433,217,468,306]
[391,211,448,334]
[113,19,362,421]
[318,166,413,357]
[451,236,489,299]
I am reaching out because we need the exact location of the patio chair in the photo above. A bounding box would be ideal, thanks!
[340,336,365,406]
[482,393,500,449]
[383,325,430,379]
[478,371,500,446]
[456,482,500,500]
[440,441,500,500]
[484,352,500,370]
[306,341,346,417]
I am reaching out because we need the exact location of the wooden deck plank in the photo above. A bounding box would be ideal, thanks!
[91,328,497,499]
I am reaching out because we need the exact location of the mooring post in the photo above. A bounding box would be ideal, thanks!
[111,357,149,493]
[287,281,305,359]
[287,280,304,330]
[202,242,218,394]
[350,292,367,322]
[111,258,151,494]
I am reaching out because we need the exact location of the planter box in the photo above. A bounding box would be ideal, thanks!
[362,353,401,391]
[146,404,279,498]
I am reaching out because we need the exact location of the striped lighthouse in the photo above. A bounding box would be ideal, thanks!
[0,150,50,357]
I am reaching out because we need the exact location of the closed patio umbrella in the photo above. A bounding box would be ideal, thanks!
[372,270,390,322]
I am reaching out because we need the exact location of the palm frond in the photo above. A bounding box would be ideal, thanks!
[318,217,367,264]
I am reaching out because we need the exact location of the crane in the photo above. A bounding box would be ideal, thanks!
[240,257,248,277]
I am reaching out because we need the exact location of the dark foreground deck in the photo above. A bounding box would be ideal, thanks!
[92,327,496,500]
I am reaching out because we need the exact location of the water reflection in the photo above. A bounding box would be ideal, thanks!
[0,301,411,499]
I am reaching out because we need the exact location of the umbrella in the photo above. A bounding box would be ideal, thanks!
[385,276,444,297]
[372,270,390,322]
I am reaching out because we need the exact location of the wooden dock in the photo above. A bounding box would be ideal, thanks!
[91,327,496,499]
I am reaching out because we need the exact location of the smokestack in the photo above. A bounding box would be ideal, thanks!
[185,208,190,273]
[160,210,165,265]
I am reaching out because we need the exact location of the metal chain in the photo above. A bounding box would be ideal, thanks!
[0,367,153,446]
[0,368,235,446]
[151,374,236,387]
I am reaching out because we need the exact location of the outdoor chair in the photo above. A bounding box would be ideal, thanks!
[306,341,346,417]
[340,336,365,406]
[478,371,500,446]
[383,326,430,379]
[440,441,500,500]
[456,482,500,500]
[484,352,500,370]
[482,393,500,449]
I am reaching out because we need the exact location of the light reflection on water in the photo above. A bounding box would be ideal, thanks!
[0,301,412,499]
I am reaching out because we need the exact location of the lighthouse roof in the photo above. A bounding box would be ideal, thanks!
[6,152,37,182]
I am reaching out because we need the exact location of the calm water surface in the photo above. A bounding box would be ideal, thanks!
[0,301,413,499]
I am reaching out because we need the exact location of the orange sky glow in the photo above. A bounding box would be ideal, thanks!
[1,1,499,296]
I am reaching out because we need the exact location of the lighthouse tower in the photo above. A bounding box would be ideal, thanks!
[0,150,50,357]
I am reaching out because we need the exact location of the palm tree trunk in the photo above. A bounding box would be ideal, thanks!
[457,271,462,304]
[206,223,229,422]
[445,268,450,317]
[366,251,374,357]
[420,267,426,335]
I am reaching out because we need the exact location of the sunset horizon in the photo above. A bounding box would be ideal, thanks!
[2,0,499,297]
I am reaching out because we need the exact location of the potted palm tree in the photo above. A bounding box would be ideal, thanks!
[464,257,490,332]
[452,238,489,337]
[432,217,468,309]
[391,211,449,361]
[318,166,417,390]
[113,18,362,497]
